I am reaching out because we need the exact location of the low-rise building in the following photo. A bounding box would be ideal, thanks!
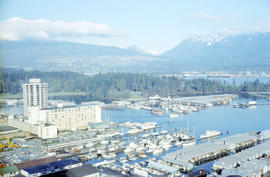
[0,126,19,135]
[42,164,100,177]
[8,117,57,139]
[20,159,82,177]
[15,156,58,170]
[28,104,101,131]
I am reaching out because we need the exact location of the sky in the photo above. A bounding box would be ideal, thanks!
[1,0,270,54]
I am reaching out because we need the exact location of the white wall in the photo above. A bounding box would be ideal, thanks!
[41,125,57,139]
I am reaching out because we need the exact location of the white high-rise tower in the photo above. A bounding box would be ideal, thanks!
[23,78,48,116]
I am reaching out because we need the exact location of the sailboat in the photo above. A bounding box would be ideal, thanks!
[181,119,195,141]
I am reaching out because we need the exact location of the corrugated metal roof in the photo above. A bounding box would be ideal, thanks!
[15,156,58,170]
[148,160,178,174]
[42,164,99,177]
[0,125,18,132]
[22,159,80,174]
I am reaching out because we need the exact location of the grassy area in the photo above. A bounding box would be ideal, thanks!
[48,91,86,97]
[0,94,22,99]
[0,92,87,99]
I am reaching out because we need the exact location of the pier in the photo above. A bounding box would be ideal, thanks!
[162,132,259,172]
[213,140,270,170]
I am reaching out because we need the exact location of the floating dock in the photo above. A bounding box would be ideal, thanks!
[162,132,258,172]
[213,140,270,170]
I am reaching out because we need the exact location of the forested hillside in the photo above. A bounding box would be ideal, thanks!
[1,68,269,102]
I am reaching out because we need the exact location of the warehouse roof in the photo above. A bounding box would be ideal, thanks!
[42,164,99,177]
[15,156,58,170]
[0,125,18,132]
[22,159,80,174]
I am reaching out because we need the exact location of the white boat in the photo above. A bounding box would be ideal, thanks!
[146,148,154,154]
[151,108,163,115]
[128,128,142,135]
[180,134,194,141]
[153,148,163,155]
[100,140,109,145]
[160,130,168,134]
[162,143,172,151]
[200,130,221,140]
[108,146,118,152]
[102,152,117,159]
[136,146,145,152]
[138,153,147,159]
[124,147,134,154]
[182,141,196,148]
[140,122,157,130]
[141,133,150,138]
[174,141,183,147]
[170,113,179,118]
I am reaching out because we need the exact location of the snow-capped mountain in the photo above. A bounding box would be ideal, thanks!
[1,32,270,73]
[161,32,270,71]
[190,33,228,46]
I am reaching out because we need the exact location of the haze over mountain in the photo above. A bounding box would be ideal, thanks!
[1,32,270,73]
[162,32,270,71]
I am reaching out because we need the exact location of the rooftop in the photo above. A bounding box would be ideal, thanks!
[22,159,80,174]
[42,164,99,177]
[42,103,98,111]
[15,156,58,170]
[0,125,18,132]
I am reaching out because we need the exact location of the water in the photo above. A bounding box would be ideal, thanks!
[103,98,270,138]
[1,98,270,138]
[0,104,23,115]
[183,76,270,85]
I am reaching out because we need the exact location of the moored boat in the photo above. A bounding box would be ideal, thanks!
[170,113,180,118]
[182,140,196,148]
[200,130,221,140]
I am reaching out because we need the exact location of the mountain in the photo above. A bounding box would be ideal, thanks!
[0,40,162,73]
[126,45,152,56]
[1,32,270,73]
[161,32,270,71]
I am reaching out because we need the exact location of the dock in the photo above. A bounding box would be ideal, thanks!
[213,140,270,170]
[162,132,259,172]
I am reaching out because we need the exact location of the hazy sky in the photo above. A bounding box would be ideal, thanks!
[1,0,270,54]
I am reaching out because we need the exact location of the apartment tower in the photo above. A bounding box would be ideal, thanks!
[23,78,48,116]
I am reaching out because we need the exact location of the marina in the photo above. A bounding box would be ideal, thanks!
[1,96,270,176]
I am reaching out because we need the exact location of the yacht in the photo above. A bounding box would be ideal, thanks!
[170,113,179,118]
[151,108,163,115]
[153,148,163,155]
[174,141,183,147]
[200,130,221,140]
[182,140,196,148]
[128,128,142,135]
[102,152,117,159]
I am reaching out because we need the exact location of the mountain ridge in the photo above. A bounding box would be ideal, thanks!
[1,32,270,73]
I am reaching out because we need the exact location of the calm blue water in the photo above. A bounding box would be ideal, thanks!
[1,98,270,139]
[184,76,270,84]
[103,99,270,138]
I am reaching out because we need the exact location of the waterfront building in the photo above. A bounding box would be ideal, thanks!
[0,125,19,135]
[15,156,58,170]
[28,103,101,131]
[20,159,82,177]
[23,79,48,117]
[8,116,57,139]
[40,164,100,177]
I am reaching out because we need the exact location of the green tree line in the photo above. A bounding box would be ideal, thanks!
[1,68,270,101]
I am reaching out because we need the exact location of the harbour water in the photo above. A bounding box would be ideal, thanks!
[183,76,270,84]
[2,98,269,139]
[103,98,270,139]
